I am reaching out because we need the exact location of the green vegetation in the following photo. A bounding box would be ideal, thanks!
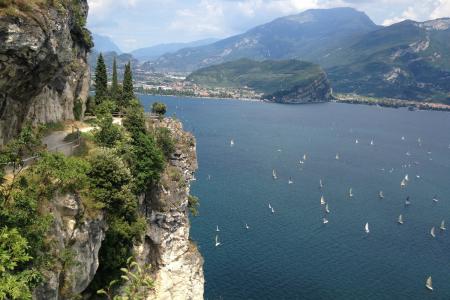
[155,127,175,159]
[188,195,200,217]
[97,257,154,300]
[93,101,123,148]
[73,98,83,121]
[110,57,119,104]
[151,102,167,115]
[187,59,326,98]
[122,62,135,108]
[95,53,108,105]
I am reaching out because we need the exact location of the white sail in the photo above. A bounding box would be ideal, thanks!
[355,139,359,144]
[431,227,436,238]
[216,225,220,232]
[245,224,250,230]
[230,139,234,147]
[426,276,433,291]
[365,223,370,234]
[320,195,326,206]
[272,169,277,180]
[405,174,409,181]
[303,154,307,161]
[323,218,329,224]
[288,177,293,184]
[319,179,323,189]
[440,220,446,231]
[271,207,275,214]
[325,204,330,214]
[268,203,272,209]
[398,215,404,224]
[215,235,221,247]
[401,136,405,141]
[370,140,374,146]
[349,188,353,198]
[433,196,439,203]
[400,179,406,188]
[335,153,340,160]
[379,191,384,199]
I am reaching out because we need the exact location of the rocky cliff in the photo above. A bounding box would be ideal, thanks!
[136,118,204,300]
[0,0,91,144]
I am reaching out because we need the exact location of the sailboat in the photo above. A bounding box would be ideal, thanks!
[397,214,404,224]
[245,224,250,230]
[335,153,340,160]
[430,226,436,238]
[319,179,323,189]
[303,154,307,161]
[426,276,433,291]
[271,207,275,214]
[370,140,374,146]
[272,169,277,180]
[355,139,359,144]
[323,218,329,224]
[320,195,326,206]
[432,195,439,203]
[230,139,234,147]
[440,220,446,231]
[325,204,330,214]
[268,203,272,209]
[379,191,384,199]
[215,235,221,247]
[288,177,294,185]
[349,188,353,198]
[400,179,406,188]
[405,196,411,206]
[216,225,220,232]
[404,174,409,181]
[365,223,370,234]
[401,136,405,141]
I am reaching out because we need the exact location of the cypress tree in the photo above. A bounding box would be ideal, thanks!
[122,62,135,108]
[110,57,118,103]
[94,53,108,105]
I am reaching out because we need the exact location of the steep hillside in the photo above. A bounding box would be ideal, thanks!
[327,19,450,102]
[92,33,122,53]
[150,7,379,72]
[188,59,332,103]
[0,0,92,143]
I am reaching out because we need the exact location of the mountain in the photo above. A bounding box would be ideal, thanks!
[327,19,450,103]
[187,59,332,103]
[92,33,122,54]
[150,7,379,72]
[131,38,218,62]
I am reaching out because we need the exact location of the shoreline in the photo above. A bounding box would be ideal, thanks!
[138,92,450,112]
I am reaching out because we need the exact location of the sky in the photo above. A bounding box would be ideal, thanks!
[87,0,450,52]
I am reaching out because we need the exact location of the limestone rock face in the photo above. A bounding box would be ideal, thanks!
[0,1,91,144]
[136,118,205,300]
[33,193,106,300]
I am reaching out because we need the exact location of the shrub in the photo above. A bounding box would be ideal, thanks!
[155,127,175,159]
[188,195,200,217]
[151,102,167,115]
[73,98,83,121]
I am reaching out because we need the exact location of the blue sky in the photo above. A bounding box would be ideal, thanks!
[87,0,450,52]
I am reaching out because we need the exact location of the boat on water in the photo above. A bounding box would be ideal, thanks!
[398,214,404,224]
[401,136,405,141]
[325,204,330,214]
[245,224,250,230]
[230,139,234,147]
[440,220,446,231]
[303,154,307,161]
[431,226,436,238]
[268,203,272,209]
[216,225,220,232]
[272,169,277,180]
[432,195,439,203]
[405,196,411,206]
[404,174,409,181]
[365,223,370,234]
[355,139,359,144]
[215,235,221,247]
[379,191,384,199]
[335,153,340,160]
[400,179,406,188]
[426,276,433,291]
[323,218,329,224]
[288,177,293,185]
[319,179,323,189]
[349,188,353,198]
[271,207,275,214]
[370,140,374,146]
[320,195,326,206]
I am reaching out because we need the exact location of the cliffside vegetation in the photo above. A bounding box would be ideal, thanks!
[0,61,179,299]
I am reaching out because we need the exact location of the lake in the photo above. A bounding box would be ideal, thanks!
[140,95,450,300]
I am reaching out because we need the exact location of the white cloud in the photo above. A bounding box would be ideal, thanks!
[430,0,450,19]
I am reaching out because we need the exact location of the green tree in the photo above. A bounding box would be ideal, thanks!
[151,102,167,115]
[122,62,134,108]
[95,53,108,105]
[93,101,123,148]
[110,57,119,104]
[123,99,146,138]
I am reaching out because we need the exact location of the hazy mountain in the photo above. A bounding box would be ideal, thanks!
[92,33,122,54]
[187,59,332,103]
[150,7,380,72]
[328,19,450,102]
[131,38,218,62]
[89,51,139,77]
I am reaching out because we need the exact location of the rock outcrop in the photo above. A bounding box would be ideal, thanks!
[135,118,204,300]
[33,193,106,300]
[0,1,91,144]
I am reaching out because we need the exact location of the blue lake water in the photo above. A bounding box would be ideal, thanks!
[140,95,450,300]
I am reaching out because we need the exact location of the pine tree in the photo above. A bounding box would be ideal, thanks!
[110,57,118,103]
[122,62,135,108]
[94,53,108,105]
